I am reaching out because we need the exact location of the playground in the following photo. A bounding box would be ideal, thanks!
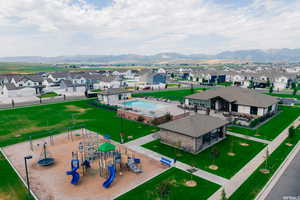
[2,129,167,200]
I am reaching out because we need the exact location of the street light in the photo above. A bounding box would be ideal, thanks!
[24,155,33,199]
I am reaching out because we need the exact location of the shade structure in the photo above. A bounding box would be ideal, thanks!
[98,142,116,152]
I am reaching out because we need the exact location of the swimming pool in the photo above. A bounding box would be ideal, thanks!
[121,100,164,110]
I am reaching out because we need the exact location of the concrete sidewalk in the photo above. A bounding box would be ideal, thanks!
[209,116,300,200]
[125,142,229,186]
[227,131,271,144]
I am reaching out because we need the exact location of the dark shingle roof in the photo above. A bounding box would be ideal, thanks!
[159,114,229,138]
[99,88,131,95]
[186,86,278,108]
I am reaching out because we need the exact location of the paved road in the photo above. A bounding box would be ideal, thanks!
[266,150,300,200]
[0,95,88,109]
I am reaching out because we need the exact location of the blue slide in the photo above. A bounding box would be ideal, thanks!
[66,160,80,185]
[102,164,116,188]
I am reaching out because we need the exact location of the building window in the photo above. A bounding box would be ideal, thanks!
[231,104,238,112]
[250,106,258,115]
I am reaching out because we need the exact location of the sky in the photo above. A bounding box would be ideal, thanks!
[0,0,300,57]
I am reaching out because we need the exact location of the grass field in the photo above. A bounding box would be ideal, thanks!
[143,136,266,179]
[266,93,300,100]
[0,99,158,147]
[115,167,221,200]
[227,106,300,141]
[0,62,67,74]
[39,92,59,98]
[0,152,34,200]
[133,88,206,101]
[229,126,300,200]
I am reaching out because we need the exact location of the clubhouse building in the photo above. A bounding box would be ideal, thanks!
[185,87,279,116]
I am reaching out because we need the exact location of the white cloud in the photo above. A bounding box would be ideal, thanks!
[0,0,299,56]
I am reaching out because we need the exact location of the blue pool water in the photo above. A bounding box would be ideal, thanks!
[121,100,164,110]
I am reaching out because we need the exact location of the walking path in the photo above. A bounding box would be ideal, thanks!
[124,116,300,200]
[125,143,229,186]
[209,116,300,200]
[227,131,271,144]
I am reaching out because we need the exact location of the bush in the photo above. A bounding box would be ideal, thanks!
[137,116,145,122]
[89,100,118,111]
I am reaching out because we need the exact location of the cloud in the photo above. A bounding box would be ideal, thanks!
[0,0,299,56]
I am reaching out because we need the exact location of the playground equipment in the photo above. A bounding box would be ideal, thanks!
[66,158,80,185]
[127,157,142,173]
[65,132,144,188]
[37,142,55,166]
[102,164,116,188]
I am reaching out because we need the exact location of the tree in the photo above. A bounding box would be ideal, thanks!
[196,77,199,82]
[266,79,271,87]
[288,126,295,138]
[269,84,274,94]
[171,73,175,78]
[165,84,168,89]
[156,180,171,199]
[293,87,298,96]
[265,148,269,169]
[248,80,254,89]
[190,84,194,94]
[221,188,227,200]
[291,82,296,89]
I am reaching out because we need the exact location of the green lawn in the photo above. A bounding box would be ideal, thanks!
[39,92,59,98]
[0,99,158,147]
[115,167,221,200]
[143,136,266,179]
[266,93,300,100]
[227,106,300,141]
[0,152,34,200]
[217,82,233,86]
[229,126,300,200]
[133,88,206,101]
[166,83,180,87]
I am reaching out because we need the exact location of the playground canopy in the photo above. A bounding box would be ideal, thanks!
[98,142,116,152]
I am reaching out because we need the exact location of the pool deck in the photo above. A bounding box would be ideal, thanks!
[117,98,187,118]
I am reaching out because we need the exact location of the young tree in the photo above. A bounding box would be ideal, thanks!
[293,87,298,96]
[288,126,295,138]
[190,84,194,94]
[269,84,274,94]
[265,148,269,169]
[221,188,227,200]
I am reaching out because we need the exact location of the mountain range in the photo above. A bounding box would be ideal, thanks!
[1,48,300,64]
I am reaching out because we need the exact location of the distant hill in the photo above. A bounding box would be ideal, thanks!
[1,48,300,63]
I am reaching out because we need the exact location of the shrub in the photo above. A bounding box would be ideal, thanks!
[137,116,145,122]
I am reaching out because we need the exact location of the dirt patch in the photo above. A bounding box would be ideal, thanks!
[254,134,261,136]
[240,142,249,147]
[208,165,218,170]
[285,143,293,147]
[65,105,90,114]
[227,152,236,157]
[260,169,270,174]
[176,153,182,157]
[185,180,197,187]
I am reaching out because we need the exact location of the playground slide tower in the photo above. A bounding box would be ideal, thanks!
[66,159,80,185]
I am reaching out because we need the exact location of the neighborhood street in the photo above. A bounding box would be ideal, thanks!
[266,150,300,200]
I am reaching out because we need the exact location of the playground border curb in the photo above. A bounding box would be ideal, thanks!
[0,148,39,200]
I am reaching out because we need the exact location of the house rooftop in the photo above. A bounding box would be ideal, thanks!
[99,88,131,95]
[186,86,278,108]
[159,114,229,138]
